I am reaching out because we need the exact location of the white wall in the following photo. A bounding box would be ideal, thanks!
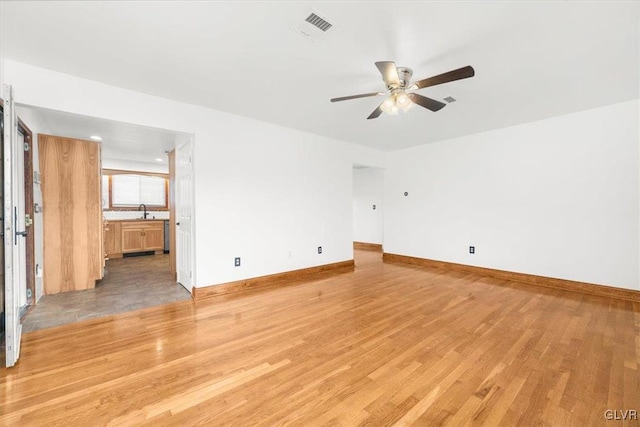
[102,158,169,174]
[3,60,386,288]
[352,167,384,245]
[103,211,169,220]
[15,106,51,301]
[385,100,640,290]
[10,59,633,294]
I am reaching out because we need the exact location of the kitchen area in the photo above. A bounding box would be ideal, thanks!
[16,106,192,332]
[104,215,171,259]
[102,193,172,260]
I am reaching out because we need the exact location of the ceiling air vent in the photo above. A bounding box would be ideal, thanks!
[292,10,335,42]
[305,13,332,32]
[444,96,456,103]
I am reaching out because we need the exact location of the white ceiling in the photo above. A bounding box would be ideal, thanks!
[2,1,638,151]
[18,105,185,167]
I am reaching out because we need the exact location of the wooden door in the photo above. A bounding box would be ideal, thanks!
[18,120,35,309]
[39,134,102,293]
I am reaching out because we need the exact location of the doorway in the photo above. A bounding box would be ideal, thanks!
[14,106,195,332]
[352,165,384,252]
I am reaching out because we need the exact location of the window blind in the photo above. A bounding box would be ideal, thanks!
[101,175,110,208]
[111,174,166,207]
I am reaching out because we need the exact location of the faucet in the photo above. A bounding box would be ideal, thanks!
[138,204,149,219]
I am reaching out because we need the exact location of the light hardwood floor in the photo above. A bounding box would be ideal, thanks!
[1,250,639,426]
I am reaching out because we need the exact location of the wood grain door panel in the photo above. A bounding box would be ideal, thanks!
[40,135,102,294]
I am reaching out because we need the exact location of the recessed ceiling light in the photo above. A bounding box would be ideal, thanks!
[89,135,102,141]
[155,158,163,162]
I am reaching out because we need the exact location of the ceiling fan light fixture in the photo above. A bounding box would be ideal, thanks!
[396,91,412,112]
[380,90,411,115]
[380,96,397,114]
[380,97,392,112]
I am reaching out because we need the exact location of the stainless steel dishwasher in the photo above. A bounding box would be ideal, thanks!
[164,220,170,253]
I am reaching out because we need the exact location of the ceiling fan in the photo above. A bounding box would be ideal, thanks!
[330,62,475,119]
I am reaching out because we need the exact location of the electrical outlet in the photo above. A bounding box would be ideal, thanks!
[318,246,322,254]
[469,246,475,254]
[234,257,241,267]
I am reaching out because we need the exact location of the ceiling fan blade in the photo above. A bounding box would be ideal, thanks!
[412,66,475,90]
[408,93,446,112]
[330,92,383,102]
[375,61,400,87]
[367,105,384,120]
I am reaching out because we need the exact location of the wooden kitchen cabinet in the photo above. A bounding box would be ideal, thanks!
[121,221,165,254]
[122,226,145,253]
[104,221,123,259]
[142,224,164,251]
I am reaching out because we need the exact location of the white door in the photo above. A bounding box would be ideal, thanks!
[176,139,193,292]
[3,84,25,367]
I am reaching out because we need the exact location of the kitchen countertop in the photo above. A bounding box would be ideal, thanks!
[105,219,168,222]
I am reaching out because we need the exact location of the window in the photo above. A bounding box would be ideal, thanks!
[101,175,109,208]
[102,170,168,210]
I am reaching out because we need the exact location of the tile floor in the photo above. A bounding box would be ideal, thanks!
[22,254,192,332]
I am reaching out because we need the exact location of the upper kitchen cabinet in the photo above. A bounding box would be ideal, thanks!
[39,134,103,294]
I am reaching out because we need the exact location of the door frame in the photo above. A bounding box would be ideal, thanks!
[168,149,176,278]
[17,119,35,313]
[1,104,37,323]
[0,98,4,342]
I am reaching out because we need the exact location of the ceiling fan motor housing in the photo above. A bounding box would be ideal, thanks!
[395,67,413,88]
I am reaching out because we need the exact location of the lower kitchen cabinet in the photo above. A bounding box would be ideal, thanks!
[122,221,165,254]
[104,221,123,259]
[104,220,165,257]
